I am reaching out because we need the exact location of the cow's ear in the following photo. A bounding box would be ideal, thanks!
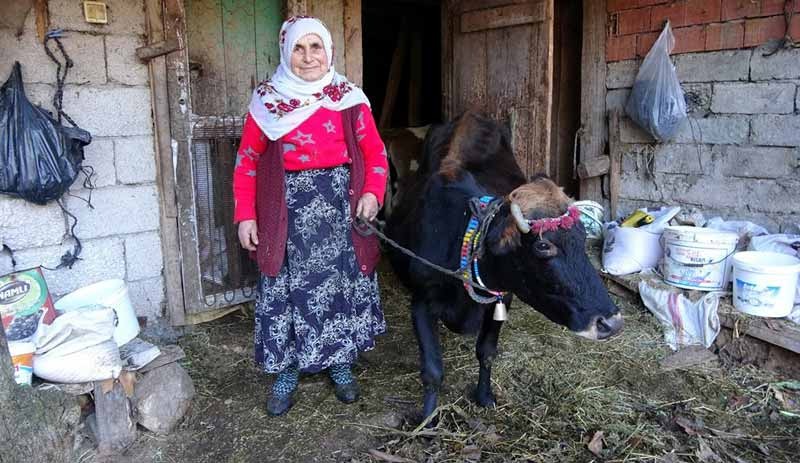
[489,215,521,256]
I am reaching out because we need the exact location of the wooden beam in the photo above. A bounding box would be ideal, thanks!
[93,379,137,453]
[528,0,553,177]
[34,0,49,43]
[608,110,621,220]
[579,0,607,203]
[343,0,363,86]
[379,28,408,129]
[577,155,610,179]
[460,2,545,33]
[407,30,423,126]
[136,38,181,61]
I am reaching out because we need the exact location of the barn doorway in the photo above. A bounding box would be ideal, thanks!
[361,0,442,129]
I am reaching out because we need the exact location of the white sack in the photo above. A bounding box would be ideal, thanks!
[639,279,721,350]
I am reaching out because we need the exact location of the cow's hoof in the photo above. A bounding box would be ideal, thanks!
[470,387,496,408]
[266,393,295,416]
[334,381,360,404]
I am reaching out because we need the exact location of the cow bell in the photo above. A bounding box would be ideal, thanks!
[493,300,508,321]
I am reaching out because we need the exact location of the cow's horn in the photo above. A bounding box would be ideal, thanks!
[510,203,530,234]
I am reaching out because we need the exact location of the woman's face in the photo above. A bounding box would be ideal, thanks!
[291,33,329,82]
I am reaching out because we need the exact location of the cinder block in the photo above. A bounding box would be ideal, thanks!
[106,35,149,86]
[124,232,164,280]
[21,83,56,112]
[61,86,153,137]
[750,46,800,80]
[711,82,795,114]
[653,144,711,175]
[127,277,165,319]
[780,220,800,234]
[65,185,160,239]
[607,60,639,89]
[619,173,665,202]
[72,137,116,189]
[115,136,157,184]
[751,115,800,146]
[0,28,106,85]
[715,145,793,178]
[743,179,800,214]
[619,116,657,143]
[671,174,745,209]
[8,236,125,297]
[47,0,146,36]
[606,88,629,112]
[672,115,750,145]
[682,83,711,115]
[674,50,750,83]
[0,198,65,250]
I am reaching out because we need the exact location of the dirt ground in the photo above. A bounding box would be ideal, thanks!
[97,262,800,463]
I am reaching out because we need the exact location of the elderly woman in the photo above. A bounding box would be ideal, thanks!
[232,16,387,416]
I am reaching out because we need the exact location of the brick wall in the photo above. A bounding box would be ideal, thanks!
[606,0,800,232]
[0,1,166,318]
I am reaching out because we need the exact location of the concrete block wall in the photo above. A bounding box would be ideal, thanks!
[0,1,166,319]
[606,0,800,233]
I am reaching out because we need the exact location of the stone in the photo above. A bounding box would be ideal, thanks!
[72,138,116,189]
[65,185,160,239]
[711,83,795,114]
[606,59,639,89]
[106,35,149,86]
[134,363,195,435]
[47,0,146,36]
[0,198,66,250]
[672,115,749,145]
[61,86,153,137]
[115,136,157,184]
[124,232,163,280]
[606,88,629,112]
[750,46,800,80]
[674,50,750,83]
[682,83,711,115]
[127,277,165,319]
[714,145,793,178]
[751,115,800,146]
[6,236,125,297]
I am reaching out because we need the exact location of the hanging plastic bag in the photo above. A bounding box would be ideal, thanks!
[625,21,687,142]
[0,61,91,205]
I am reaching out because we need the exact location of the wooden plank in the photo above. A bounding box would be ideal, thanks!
[577,155,610,179]
[136,38,181,61]
[407,31,422,126]
[441,0,454,119]
[609,110,621,220]
[378,29,408,129]
[34,0,49,43]
[222,0,258,115]
[139,345,187,374]
[579,0,607,203]
[527,0,553,177]
[146,0,186,326]
[458,0,531,14]
[254,0,282,81]
[286,0,308,16]
[343,0,363,86]
[460,2,545,33]
[487,25,530,119]
[93,379,137,453]
[452,29,487,114]
[509,107,532,175]
[186,0,228,115]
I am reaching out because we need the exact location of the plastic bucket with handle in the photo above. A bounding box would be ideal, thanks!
[732,251,800,317]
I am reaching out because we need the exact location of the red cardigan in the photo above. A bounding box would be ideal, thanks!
[234,105,384,277]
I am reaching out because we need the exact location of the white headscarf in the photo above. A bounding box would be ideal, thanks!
[248,16,370,141]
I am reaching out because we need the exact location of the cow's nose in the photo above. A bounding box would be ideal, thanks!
[596,313,624,340]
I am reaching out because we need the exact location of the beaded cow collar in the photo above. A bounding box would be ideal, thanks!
[527,206,581,235]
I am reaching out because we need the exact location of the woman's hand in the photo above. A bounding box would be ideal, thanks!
[356,192,379,222]
[238,220,259,251]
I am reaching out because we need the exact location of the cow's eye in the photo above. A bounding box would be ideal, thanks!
[533,239,557,258]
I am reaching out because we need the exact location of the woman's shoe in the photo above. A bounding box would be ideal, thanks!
[334,380,360,404]
[266,392,296,416]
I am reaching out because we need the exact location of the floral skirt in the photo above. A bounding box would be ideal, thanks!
[254,165,386,373]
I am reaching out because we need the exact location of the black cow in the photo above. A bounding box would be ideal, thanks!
[386,112,623,420]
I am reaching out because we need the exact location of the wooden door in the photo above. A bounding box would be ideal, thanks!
[442,0,554,179]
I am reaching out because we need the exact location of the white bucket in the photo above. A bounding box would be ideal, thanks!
[54,279,139,346]
[661,226,739,291]
[732,251,800,318]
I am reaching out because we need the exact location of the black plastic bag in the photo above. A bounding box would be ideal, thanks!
[0,61,91,205]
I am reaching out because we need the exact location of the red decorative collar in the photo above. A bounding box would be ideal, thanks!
[528,206,580,234]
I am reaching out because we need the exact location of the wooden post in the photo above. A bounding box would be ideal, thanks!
[579,0,607,203]
[343,0,363,86]
[286,0,308,17]
[34,0,49,43]
[407,30,423,126]
[379,27,408,129]
[609,110,621,220]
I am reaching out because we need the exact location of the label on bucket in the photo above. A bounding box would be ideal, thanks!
[734,279,781,310]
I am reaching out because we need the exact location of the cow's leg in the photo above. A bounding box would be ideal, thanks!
[473,307,503,407]
[411,298,443,420]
